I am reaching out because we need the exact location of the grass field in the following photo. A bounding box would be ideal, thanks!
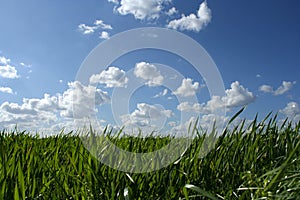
[0,113,299,199]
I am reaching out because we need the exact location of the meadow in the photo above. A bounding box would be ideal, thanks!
[0,112,299,199]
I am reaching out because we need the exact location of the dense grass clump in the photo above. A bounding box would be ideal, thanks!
[0,115,299,199]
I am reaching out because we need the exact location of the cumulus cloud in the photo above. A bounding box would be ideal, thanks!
[206,81,255,111]
[0,94,60,131]
[60,81,110,118]
[167,1,211,32]
[0,87,13,94]
[199,114,229,131]
[108,0,119,3]
[0,56,11,65]
[166,7,178,16]
[134,62,164,86]
[259,81,295,96]
[112,0,171,20]
[99,31,110,39]
[78,19,112,35]
[0,65,19,79]
[170,116,199,134]
[1,101,37,115]
[173,78,199,97]
[0,56,19,79]
[224,81,255,108]
[89,66,128,87]
[177,81,255,113]
[121,103,173,132]
[0,81,110,131]
[280,102,300,122]
[177,102,207,113]
[168,121,177,127]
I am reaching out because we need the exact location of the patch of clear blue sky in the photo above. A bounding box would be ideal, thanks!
[0,0,299,121]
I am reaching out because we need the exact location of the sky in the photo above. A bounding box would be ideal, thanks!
[0,0,300,135]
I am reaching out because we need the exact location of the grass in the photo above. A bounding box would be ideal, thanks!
[0,114,299,199]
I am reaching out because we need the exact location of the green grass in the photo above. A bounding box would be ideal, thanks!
[0,114,299,199]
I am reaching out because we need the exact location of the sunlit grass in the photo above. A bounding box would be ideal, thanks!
[0,113,299,199]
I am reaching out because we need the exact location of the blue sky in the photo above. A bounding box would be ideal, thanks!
[0,0,299,134]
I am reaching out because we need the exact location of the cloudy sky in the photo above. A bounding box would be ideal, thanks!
[0,0,299,134]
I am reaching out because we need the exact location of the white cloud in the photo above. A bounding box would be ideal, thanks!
[224,81,255,108]
[259,84,273,93]
[173,78,199,97]
[166,7,177,16]
[0,107,57,131]
[171,114,229,135]
[0,64,19,79]
[94,20,113,30]
[134,62,164,86]
[201,81,255,111]
[280,102,300,122]
[162,88,168,96]
[153,88,168,98]
[274,81,295,95]
[99,31,110,39]
[0,56,11,65]
[177,81,255,113]
[167,1,211,32]
[89,66,128,87]
[108,0,119,4]
[113,0,171,20]
[199,114,229,131]
[78,19,112,35]
[0,81,110,131]
[0,95,59,130]
[0,87,13,94]
[121,103,173,132]
[20,62,31,68]
[78,24,98,35]
[170,116,198,134]
[168,121,177,127]
[259,81,295,96]
[0,94,61,116]
[60,81,110,118]
[177,102,207,113]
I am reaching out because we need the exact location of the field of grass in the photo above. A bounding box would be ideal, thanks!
[0,114,299,199]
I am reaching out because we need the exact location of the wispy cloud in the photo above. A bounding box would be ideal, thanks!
[78,19,112,36]
[259,81,296,96]
[20,62,32,68]
[153,89,168,98]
